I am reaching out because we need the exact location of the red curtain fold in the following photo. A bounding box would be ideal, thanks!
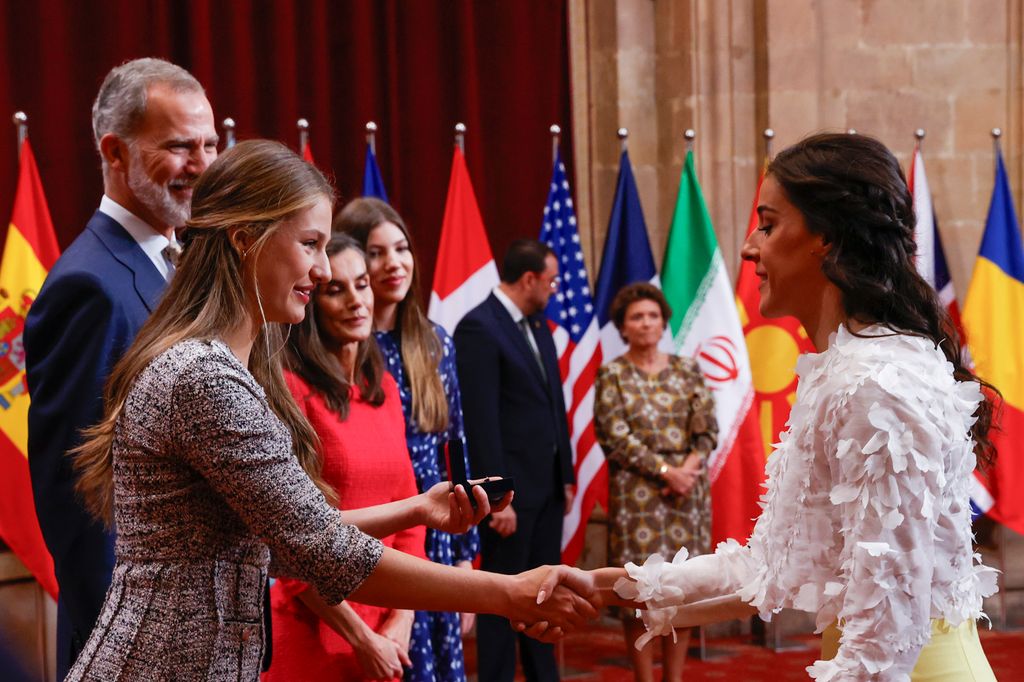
[0,0,573,293]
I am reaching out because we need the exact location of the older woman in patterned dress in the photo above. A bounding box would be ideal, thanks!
[594,282,717,682]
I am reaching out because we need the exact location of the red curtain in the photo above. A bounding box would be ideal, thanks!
[0,0,572,291]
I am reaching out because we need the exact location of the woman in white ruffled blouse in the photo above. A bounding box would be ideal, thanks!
[540,133,1000,680]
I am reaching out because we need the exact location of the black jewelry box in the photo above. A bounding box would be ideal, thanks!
[442,439,515,508]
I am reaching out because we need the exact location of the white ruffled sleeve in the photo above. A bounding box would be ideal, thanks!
[615,539,758,648]
[806,378,943,681]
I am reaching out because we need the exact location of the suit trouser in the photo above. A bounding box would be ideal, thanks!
[477,493,564,682]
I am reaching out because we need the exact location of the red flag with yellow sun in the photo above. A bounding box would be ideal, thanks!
[735,171,815,460]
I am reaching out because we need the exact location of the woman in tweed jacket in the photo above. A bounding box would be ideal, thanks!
[66,140,595,681]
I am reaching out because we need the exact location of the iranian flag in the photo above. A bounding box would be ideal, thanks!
[428,146,499,334]
[662,149,764,546]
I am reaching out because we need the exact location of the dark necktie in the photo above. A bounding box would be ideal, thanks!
[518,318,547,381]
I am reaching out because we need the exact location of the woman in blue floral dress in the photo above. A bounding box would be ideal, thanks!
[338,198,479,682]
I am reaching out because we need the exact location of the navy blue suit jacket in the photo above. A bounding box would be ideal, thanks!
[453,293,573,510]
[24,210,165,677]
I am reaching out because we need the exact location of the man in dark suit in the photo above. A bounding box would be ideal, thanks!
[24,58,217,678]
[455,239,575,681]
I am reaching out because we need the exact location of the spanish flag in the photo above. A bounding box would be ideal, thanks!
[0,140,59,597]
[963,148,1024,534]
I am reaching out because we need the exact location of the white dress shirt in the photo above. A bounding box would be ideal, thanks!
[99,195,178,281]
[492,286,542,359]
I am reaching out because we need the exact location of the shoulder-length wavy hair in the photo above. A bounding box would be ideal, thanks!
[336,197,449,433]
[75,139,338,524]
[768,132,998,467]
[284,232,386,420]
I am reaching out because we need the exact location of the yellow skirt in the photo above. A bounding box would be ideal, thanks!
[821,619,995,681]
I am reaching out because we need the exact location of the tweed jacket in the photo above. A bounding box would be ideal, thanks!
[67,339,384,681]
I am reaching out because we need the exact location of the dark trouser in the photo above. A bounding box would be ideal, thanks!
[477,493,564,682]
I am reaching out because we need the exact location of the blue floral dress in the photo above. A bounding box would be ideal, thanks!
[376,325,479,682]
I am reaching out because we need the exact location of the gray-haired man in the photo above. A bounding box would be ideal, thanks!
[25,58,217,678]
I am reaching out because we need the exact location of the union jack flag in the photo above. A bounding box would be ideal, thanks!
[539,149,605,564]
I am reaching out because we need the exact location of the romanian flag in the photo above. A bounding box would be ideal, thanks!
[0,140,60,597]
[735,170,815,459]
[963,149,1024,534]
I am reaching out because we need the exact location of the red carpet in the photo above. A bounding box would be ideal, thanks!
[465,619,1024,680]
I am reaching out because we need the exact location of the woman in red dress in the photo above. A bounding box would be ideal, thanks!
[265,233,426,681]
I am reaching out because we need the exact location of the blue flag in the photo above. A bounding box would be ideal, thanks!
[593,149,657,358]
[362,145,389,202]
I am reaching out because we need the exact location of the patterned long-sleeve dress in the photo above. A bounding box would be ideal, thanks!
[594,354,717,573]
[376,324,478,682]
[67,339,383,681]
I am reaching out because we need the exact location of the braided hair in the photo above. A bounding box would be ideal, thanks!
[768,132,997,467]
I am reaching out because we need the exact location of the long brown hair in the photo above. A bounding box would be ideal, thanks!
[768,132,998,467]
[336,197,449,433]
[74,139,339,525]
[284,233,386,420]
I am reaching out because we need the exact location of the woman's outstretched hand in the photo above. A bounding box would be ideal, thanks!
[419,481,513,534]
[505,565,601,642]
[534,566,638,611]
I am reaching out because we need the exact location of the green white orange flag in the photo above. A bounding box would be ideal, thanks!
[0,139,59,597]
[735,170,815,460]
[661,150,764,545]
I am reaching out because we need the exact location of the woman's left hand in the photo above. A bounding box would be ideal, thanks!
[420,481,514,534]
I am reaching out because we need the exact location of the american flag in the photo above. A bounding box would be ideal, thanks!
[539,149,605,564]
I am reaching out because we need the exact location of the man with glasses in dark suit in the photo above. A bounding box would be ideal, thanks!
[455,239,575,682]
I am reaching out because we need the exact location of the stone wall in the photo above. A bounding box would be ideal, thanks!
[570,0,1024,296]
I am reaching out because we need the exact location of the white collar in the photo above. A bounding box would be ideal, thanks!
[99,195,177,279]
[492,286,527,323]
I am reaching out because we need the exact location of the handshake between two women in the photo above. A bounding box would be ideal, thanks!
[341,483,650,643]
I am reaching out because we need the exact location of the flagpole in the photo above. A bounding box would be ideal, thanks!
[914,127,925,153]
[297,118,310,153]
[550,124,561,165]
[455,122,466,154]
[12,111,27,159]
[366,121,378,155]
[684,128,696,154]
[989,122,1010,632]
[763,128,774,161]
[222,117,236,149]
[617,127,628,153]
